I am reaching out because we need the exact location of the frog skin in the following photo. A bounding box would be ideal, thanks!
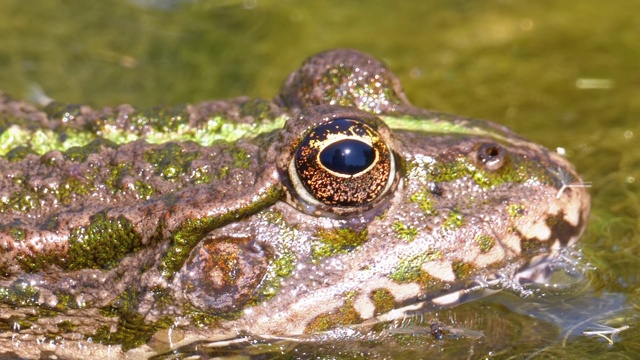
[0,49,590,359]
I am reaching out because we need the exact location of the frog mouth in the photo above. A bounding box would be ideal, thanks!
[349,251,577,330]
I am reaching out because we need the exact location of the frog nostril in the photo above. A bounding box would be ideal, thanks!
[477,143,507,171]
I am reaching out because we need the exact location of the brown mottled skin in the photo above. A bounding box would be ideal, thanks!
[0,50,590,359]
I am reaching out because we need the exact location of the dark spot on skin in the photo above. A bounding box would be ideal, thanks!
[545,210,581,247]
[515,227,550,255]
[517,211,583,256]
[428,183,444,196]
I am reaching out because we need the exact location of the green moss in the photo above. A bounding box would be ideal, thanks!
[474,234,495,253]
[133,180,156,199]
[388,250,442,283]
[311,228,369,260]
[305,297,363,333]
[191,166,213,184]
[239,98,275,120]
[53,291,83,311]
[443,209,464,230]
[250,247,296,303]
[95,290,175,351]
[160,185,282,278]
[16,212,142,272]
[55,176,94,205]
[5,145,36,162]
[144,142,199,181]
[130,106,190,134]
[508,204,525,218]
[319,66,402,113]
[423,156,554,190]
[105,162,133,194]
[6,226,26,241]
[231,147,251,169]
[452,260,475,279]
[0,280,40,307]
[56,320,75,333]
[371,288,396,316]
[63,138,117,162]
[392,221,418,242]
[409,189,437,216]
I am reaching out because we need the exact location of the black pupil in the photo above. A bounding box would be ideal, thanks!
[319,139,375,175]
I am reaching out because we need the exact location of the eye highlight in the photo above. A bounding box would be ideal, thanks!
[289,118,395,210]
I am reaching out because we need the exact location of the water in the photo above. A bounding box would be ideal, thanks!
[1,0,638,358]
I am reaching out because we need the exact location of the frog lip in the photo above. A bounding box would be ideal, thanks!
[360,248,581,323]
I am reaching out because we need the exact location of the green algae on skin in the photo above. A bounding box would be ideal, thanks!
[311,228,369,261]
[250,248,296,301]
[409,154,555,191]
[443,209,464,230]
[370,288,396,316]
[96,290,175,351]
[0,110,289,158]
[304,292,363,333]
[392,221,418,242]
[452,260,475,280]
[160,186,283,279]
[0,171,98,213]
[474,234,496,253]
[0,280,40,307]
[317,66,403,114]
[409,188,438,216]
[15,212,142,272]
[388,250,442,283]
[508,204,526,218]
[144,143,200,181]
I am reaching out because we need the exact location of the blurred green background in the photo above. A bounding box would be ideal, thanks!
[1,0,638,358]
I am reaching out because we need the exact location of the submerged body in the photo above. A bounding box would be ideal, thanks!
[0,50,590,359]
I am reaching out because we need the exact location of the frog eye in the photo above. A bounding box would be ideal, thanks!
[477,143,507,170]
[289,118,396,211]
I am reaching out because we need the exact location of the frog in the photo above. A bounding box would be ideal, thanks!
[0,49,590,359]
